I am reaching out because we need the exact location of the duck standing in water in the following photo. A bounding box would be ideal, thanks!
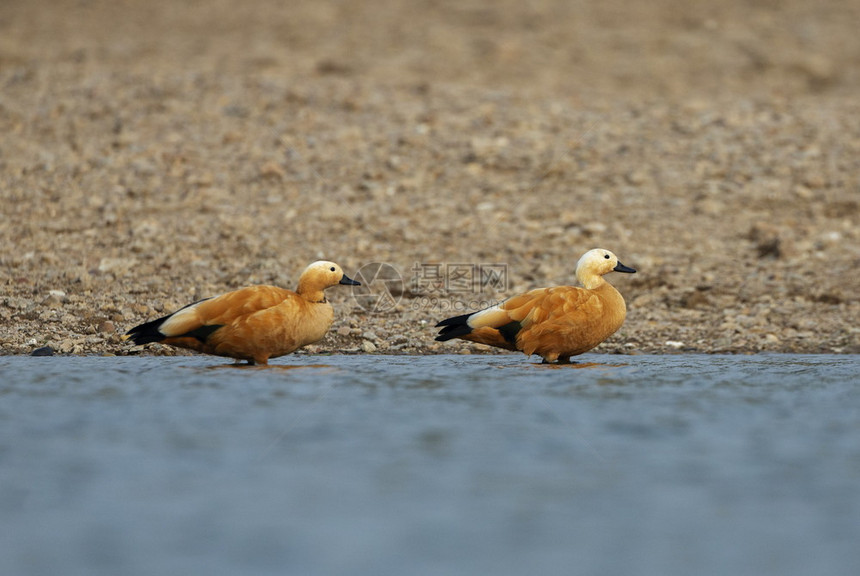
[123,261,359,365]
[435,249,635,363]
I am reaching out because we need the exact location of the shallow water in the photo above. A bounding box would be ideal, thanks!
[1,354,858,576]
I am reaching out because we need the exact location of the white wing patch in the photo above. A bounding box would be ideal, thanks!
[158,301,205,337]
[467,303,504,328]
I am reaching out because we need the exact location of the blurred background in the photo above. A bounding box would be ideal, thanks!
[4,0,857,96]
[2,0,858,353]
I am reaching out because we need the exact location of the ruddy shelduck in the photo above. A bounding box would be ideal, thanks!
[123,261,360,364]
[435,249,636,363]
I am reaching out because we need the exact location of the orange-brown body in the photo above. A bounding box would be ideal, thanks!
[123,261,359,364]
[157,286,335,363]
[435,249,635,363]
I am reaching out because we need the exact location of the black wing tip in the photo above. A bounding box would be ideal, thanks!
[434,312,474,341]
[124,331,164,345]
[123,317,168,345]
[434,312,472,328]
[122,324,164,346]
[435,324,473,342]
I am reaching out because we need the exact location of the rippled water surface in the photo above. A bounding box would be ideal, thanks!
[1,354,859,576]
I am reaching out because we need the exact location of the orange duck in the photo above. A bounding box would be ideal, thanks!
[435,249,635,363]
[123,261,359,365]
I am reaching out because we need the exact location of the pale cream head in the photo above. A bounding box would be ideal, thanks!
[575,249,635,288]
[296,261,360,297]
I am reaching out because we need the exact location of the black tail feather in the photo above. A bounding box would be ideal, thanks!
[434,312,472,327]
[123,314,172,345]
[124,297,214,345]
[434,312,473,342]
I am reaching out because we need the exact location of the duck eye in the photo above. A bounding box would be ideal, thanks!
[330,267,336,272]
[604,254,610,259]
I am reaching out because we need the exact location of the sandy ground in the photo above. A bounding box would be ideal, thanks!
[2,0,859,358]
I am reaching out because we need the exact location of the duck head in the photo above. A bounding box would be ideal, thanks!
[575,249,636,289]
[297,261,360,301]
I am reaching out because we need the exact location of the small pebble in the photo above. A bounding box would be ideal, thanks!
[336,326,351,337]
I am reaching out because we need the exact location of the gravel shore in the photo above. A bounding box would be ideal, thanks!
[2,0,859,357]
